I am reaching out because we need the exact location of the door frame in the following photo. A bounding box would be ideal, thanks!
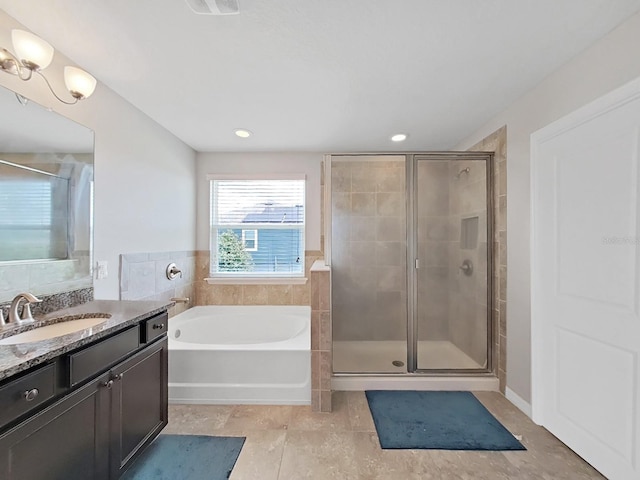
[531,76,640,479]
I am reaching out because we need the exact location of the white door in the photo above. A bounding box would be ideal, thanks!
[531,77,640,480]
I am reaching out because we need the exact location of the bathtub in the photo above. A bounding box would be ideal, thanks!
[168,305,311,405]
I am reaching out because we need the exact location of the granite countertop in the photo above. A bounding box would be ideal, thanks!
[0,300,173,382]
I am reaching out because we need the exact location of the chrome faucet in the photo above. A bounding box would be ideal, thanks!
[7,292,42,325]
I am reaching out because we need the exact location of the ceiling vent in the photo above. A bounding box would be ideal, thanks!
[185,0,239,15]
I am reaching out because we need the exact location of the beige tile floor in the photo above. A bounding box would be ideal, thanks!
[164,391,605,479]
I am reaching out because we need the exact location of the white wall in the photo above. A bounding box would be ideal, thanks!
[455,11,640,404]
[0,10,197,300]
[196,153,323,252]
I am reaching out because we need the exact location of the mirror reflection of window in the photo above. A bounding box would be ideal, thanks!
[0,160,69,261]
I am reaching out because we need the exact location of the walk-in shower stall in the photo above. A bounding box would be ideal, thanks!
[328,153,493,376]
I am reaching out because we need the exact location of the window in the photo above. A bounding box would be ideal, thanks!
[209,176,305,278]
[241,229,258,251]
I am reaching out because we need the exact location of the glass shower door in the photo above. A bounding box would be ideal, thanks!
[415,156,490,371]
[331,156,408,373]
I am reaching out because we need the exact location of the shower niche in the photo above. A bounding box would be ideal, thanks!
[329,153,492,374]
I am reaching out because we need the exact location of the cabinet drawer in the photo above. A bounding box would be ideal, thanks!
[0,363,56,429]
[141,312,168,343]
[68,326,139,387]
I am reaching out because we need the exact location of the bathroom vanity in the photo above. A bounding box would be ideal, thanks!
[0,300,170,480]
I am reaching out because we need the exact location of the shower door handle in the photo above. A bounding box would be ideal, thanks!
[459,260,473,276]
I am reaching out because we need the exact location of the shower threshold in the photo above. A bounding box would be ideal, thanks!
[332,340,498,391]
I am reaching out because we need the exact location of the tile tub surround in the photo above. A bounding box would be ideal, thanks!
[193,251,324,307]
[119,251,197,317]
[310,260,331,413]
[0,299,172,381]
[164,391,604,480]
[468,126,507,392]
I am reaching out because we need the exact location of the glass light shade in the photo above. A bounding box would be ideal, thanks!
[11,29,54,70]
[64,66,97,99]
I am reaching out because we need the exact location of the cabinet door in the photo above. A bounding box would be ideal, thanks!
[0,373,111,480]
[110,337,168,478]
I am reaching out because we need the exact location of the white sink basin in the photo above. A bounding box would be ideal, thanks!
[0,317,108,345]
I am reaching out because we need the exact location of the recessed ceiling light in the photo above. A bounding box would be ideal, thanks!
[391,133,408,142]
[234,129,252,138]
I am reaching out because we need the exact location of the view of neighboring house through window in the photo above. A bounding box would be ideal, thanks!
[241,229,258,251]
[209,176,305,277]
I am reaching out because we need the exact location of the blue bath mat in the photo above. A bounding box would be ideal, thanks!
[121,434,245,480]
[365,390,525,450]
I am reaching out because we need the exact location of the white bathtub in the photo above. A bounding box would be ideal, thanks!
[168,305,311,405]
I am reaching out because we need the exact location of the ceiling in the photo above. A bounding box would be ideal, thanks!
[1,0,639,152]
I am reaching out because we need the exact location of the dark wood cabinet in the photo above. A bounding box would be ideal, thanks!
[110,337,168,478]
[0,371,111,480]
[0,319,168,480]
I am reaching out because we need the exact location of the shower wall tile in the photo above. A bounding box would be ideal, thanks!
[374,291,407,342]
[351,164,378,192]
[350,217,376,240]
[374,242,405,266]
[376,192,404,216]
[375,216,405,241]
[351,241,375,266]
[332,192,351,216]
[376,164,405,192]
[331,163,351,192]
[376,266,405,292]
[468,126,508,393]
[351,193,376,216]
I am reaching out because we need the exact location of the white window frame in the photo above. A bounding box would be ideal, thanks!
[207,174,306,284]
[241,229,258,251]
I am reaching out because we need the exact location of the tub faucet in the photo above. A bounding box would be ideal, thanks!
[8,292,42,325]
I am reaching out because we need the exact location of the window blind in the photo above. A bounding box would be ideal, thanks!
[210,178,305,276]
[0,176,68,261]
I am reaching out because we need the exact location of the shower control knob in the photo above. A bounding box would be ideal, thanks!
[459,260,473,276]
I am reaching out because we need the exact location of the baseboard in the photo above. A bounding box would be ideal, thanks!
[506,387,532,418]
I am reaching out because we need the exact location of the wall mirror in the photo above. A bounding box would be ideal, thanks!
[0,85,94,303]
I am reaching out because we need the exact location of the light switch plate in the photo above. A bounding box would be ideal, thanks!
[96,260,108,280]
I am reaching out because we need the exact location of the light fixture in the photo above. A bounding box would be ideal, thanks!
[234,129,252,138]
[0,29,96,104]
[391,133,408,142]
